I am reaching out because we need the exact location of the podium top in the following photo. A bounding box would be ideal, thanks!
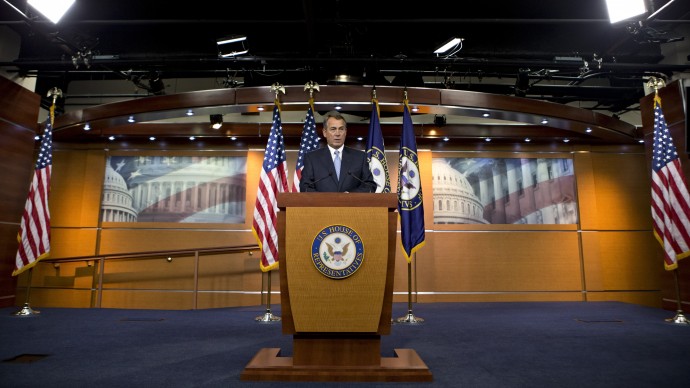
[278,192,398,209]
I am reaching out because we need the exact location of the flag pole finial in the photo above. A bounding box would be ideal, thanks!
[303,81,320,99]
[646,77,666,94]
[271,83,286,102]
[46,87,62,107]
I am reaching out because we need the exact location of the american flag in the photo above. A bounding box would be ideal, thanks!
[651,95,690,271]
[14,116,53,276]
[292,103,320,192]
[252,102,289,271]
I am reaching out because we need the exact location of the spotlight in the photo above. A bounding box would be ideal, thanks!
[28,0,75,24]
[434,37,463,57]
[217,35,248,57]
[148,73,166,96]
[210,114,223,129]
[515,68,530,97]
[434,115,446,127]
[605,0,647,23]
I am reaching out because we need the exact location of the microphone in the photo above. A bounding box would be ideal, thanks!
[305,172,332,189]
[347,170,376,193]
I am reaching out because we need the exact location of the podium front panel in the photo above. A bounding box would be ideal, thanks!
[285,206,389,333]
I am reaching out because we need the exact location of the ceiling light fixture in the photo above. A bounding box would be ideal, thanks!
[434,37,463,57]
[210,114,223,129]
[605,0,647,23]
[28,0,75,24]
[217,35,248,57]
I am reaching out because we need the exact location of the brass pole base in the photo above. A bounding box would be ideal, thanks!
[12,303,40,317]
[665,310,690,325]
[255,310,281,324]
[394,311,424,324]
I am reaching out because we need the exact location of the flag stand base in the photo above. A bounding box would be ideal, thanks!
[255,309,281,324]
[665,310,690,325]
[394,310,424,324]
[12,303,40,317]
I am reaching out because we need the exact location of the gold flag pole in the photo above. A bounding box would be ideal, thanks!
[665,269,689,325]
[13,87,61,317]
[13,268,39,316]
[394,252,424,324]
[255,83,286,324]
[648,76,689,325]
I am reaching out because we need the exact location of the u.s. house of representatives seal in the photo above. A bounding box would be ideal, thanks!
[311,224,365,279]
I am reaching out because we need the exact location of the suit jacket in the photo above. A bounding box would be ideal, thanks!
[299,146,376,192]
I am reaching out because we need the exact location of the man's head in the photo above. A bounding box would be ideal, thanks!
[322,110,347,149]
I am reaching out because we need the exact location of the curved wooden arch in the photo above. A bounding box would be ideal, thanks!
[52,85,638,144]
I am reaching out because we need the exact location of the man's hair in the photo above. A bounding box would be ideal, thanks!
[322,110,347,128]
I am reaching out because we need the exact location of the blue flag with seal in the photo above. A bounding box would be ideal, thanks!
[398,100,425,262]
[366,98,390,193]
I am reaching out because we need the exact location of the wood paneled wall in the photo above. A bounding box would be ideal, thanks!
[0,75,39,308]
[15,141,664,310]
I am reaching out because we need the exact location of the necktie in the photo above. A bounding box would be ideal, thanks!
[334,150,341,179]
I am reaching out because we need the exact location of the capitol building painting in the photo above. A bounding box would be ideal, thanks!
[101,156,247,223]
[432,158,578,225]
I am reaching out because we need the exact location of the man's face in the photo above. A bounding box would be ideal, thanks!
[323,117,347,148]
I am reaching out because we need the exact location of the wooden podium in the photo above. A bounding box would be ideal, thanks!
[241,193,432,382]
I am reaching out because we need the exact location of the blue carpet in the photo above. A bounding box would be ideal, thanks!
[1,302,689,387]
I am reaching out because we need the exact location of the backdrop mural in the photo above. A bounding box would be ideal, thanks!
[101,155,247,223]
[432,157,577,224]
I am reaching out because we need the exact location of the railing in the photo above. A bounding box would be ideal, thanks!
[25,244,260,309]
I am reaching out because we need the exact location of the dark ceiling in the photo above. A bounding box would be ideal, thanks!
[1,0,690,114]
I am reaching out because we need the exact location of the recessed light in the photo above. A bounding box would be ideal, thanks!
[563,138,570,143]
[335,105,343,110]
[443,137,449,142]
[230,136,237,141]
[485,138,491,142]
[357,136,363,141]
[84,123,91,131]
[525,138,531,142]
[127,115,135,123]
[186,109,194,116]
[585,127,592,133]
[482,113,490,118]
[108,135,115,140]
[257,106,265,111]
[189,136,195,140]
[149,136,156,141]
[540,119,548,125]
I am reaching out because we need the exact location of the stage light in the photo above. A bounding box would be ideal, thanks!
[605,0,647,23]
[434,37,463,56]
[217,35,248,57]
[434,115,446,127]
[210,114,223,129]
[28,0,75,24]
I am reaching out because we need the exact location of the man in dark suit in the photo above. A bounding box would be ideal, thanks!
[299,111,376,192]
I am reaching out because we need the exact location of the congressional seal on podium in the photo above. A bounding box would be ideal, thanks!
[311,224,365,279]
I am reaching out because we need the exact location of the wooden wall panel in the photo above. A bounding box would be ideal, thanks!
[49,228,99,258]
[581,231,661,292]
[426,231,582,291]
[51,150,106,228]
[587,153,651,230]
[100,291,195,310]
[97,230,256,255]
[101,256,196,289]
[0,76,40,307]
